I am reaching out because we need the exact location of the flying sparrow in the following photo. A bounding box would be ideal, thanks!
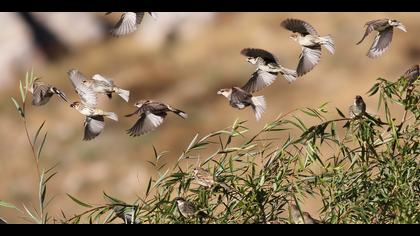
[28,78,68,106]
[193,167,236,193]
[281,18,335,77]
[125,100,188,137]
[81,74,130,102]
[240,48,297,86]
[106,12,158,37]
[290,204,321,224]
[356,19,407,58]
[349,95,366,119]
[68,69,118,141]
[217,85,266,121]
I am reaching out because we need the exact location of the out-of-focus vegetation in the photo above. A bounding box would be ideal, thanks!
[0,13,419,223]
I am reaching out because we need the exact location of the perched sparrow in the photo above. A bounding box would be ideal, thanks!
[68,69,118,141]
[402,64,419,85]
[356,19,407,58]
[28,78,68,106]
[217,86,266,121]
[112,204,140,224]
[193,167,235,193]
[0,217,6,224]
[281,18,335,76]
[125,100,188,137]
[290,204,321,224]
[81,74,130,102]
[240,48,297,86]
[174,197,196,218]
[349,95,366,119]
[106,12,158,37]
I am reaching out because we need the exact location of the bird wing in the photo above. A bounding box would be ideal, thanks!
[83,115,105,141]
[32,83,50,106]
[357,19,389,45]
[367,27,393,58]
[127,111,166,137]
[231,87,252,105]
[68,69,98,107]
[92,74,114,86]
[281,18,319,36]
[241,70,277,94]
[240,48,278,64]
[296,45,322,76]
[110,12,139,37]
[403,64,419,83]
[148,12,158,20]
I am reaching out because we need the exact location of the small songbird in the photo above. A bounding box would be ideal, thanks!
[68,69,118,141]
[106,12,158,37]
[174,197,196,218]
[356,19,407,58]
[112,204,140,224]
[193,167,235,193]
[125,100,188,137]
[349,95,366,119]
[240,48,297,86]
[28,78,68,106]
[402,64,419,85]
[290,204,321,224]
[81,74,130,102]
[281,18,335,77]
[217,85,266,121]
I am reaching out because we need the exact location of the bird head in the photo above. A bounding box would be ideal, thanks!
[173,197,185,204]
[70,101,80,109]
[389,19,407,32]
[246,57,259,65]
[354,95,364,106]
[217,88,232,98]
[134,100,149,108]
[289,33,299,41]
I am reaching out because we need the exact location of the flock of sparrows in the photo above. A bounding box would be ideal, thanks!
[24,13,418,223]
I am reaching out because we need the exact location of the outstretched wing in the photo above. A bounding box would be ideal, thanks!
[92,74,114,86]
[242,70,277,93]
[296,45,322,76]
[68,69,97,107]
[281,18,318,36]
[110,12,143,37]
[240,48,278,64]
[367,27,393,58]
[83,115,105,141]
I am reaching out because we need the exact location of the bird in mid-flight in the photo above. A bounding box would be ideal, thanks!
[356,19,407,58]
[240,48,297,86]
[281,18,335,77]
[106,12,158,37]
[68,69,118,141]
[28,78,68,106]
[125,100,188,137]
[81,74,130,102]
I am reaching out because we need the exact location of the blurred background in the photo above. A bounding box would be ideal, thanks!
[0,12,418,223]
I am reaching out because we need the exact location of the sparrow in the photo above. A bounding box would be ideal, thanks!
[192,167,235,193]
[349,95,366,119]
[81,74,130,102]
[240,48,297,86]
[290,204,321,224]
[402,64,419,85]
[68,69,118,141]
[125,100,188,137]
[112,204,140,224]
[174,197,196,218]
[217,85,266,121]
[281,18,335,77]
[356,19,407,58]
[106,12,158,37]
[28,78,68,106]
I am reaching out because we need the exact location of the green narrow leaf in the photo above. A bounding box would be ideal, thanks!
[145,177,153,197]
[33,121,46,145]
[37,132,48,160]
[22,204,41,224]
[66,194,93,208]
[0,200,21,212]
[11,97,24,118]
[19,80,26,102]
[336,108,346,118]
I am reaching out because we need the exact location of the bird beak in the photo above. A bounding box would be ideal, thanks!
[397,24,407,32]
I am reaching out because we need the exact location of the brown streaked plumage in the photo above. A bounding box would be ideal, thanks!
[125,100,188,137]
[349,95,366,119]
[290,204,321,224]
[28,78,68,106]
[357,19,407,58]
